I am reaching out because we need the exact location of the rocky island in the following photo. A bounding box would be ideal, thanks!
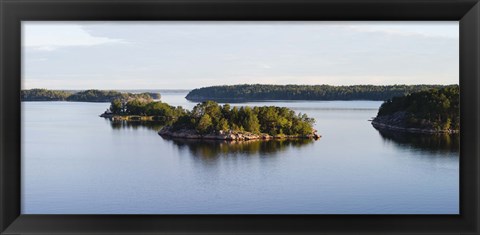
[101,98,320,141]
[371,85,459,134]
[158,126,320,141]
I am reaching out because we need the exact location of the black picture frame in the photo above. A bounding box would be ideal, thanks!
[1,0,479,234]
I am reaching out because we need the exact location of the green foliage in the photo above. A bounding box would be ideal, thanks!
[110,99,124,114]
[242,107,260,133]
[216,118,230,131]
[170,101,315,136]
[125,99,148,115]
[186,84,451,102]
[106,98,314,136]
[109,98,186,125]
[67,90,157,102]
[196,114,213,134]
[21,89,160,102]
[376,85,459,131]
[20,89,71,101]
[145,102,174,116]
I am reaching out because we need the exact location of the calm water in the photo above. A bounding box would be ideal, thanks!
[21,92,459,214]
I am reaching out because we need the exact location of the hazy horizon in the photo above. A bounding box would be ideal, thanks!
[23,21,459,90]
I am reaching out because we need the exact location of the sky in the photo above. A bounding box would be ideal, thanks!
[22,21,459,90]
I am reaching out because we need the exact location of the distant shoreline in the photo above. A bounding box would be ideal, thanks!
[185,97,388,103]
[21,89,160,102]
[185,84,454,102]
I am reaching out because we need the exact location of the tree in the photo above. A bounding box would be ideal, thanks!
[145,102,172,116]
[126,99,147,115]
[221,104,231,119]
[196,114,213,134]
[242,107,260,133]
[110,99,124,114]
[217,118,230,131]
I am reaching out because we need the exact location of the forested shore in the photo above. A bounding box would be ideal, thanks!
[185,84,450,102]
[371,85,459,134]
[21,89,160,102]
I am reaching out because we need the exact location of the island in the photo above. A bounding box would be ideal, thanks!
[185,84,450,102]
[21,88,160,102]
[101,99,320,141]
[20,89,71,101]
[371,85,459,134]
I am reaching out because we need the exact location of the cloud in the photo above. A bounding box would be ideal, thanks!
[258,63,272,69]
[23,23,125,51]
[331,22,459,39]
[22,22,458,89]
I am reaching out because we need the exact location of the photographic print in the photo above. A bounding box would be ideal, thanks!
[21,21,459,214]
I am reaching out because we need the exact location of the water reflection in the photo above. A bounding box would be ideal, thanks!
[108,120,164,131]
[376,129,459,154]
[163,137,314,160]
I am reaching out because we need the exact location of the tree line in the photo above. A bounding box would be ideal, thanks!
[108,99,315,136]
[21,89,160,102]
[186,84,451,102]
[20,89,71,101]
[109,98,186,124]
[376,85,459,131]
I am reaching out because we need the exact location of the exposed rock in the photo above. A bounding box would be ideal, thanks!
[372,111,459,134]
[158,126,321,141]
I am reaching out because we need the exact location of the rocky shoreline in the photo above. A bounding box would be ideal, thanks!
[371,112,458,134]
[371,121,458,134]
[158,126,321,141]
[100,112,165,122]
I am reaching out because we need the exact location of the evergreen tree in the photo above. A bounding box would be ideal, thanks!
[196,114,213,134]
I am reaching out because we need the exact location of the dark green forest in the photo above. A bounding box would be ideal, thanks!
[67,90,160,102]
[109,98,186,122]
[375,85,459,131]
[20,89,72,101]
[21,89,160,102]
[185,84,450,102]
[108,99,315,136]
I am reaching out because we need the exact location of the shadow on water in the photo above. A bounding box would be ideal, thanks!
[375,129,459,154]
[107,120,165,131]
[105,118,316,161]
[162,137,315,161]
